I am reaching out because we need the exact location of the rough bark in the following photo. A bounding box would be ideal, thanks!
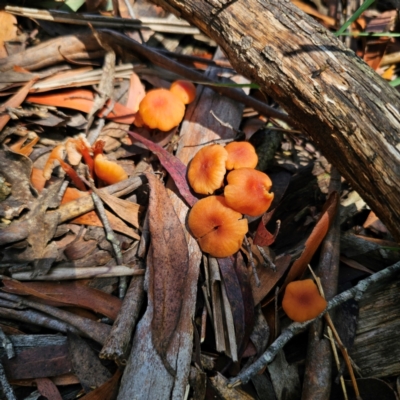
[151,0,400,241]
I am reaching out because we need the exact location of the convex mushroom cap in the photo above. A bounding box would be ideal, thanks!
[170,80,196,105]
[138,88,185,131]
[224,168,274,216]
[187,144,228,195]
[282,279,327,323]
[225,141,258,170]
[188,196,248,258]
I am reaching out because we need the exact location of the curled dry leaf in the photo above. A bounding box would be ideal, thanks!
[146,173,190,376]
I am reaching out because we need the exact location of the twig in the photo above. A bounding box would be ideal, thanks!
[244,236,260,287]
[229,259,400,386]
[0,361,16,400]
[0,328,14,359]
[257,245,276,271]
[99,30,291,123]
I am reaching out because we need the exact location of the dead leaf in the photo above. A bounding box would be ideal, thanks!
[2,279,122,320]
[97,190,140,229]
[129,130,198,206]
[35,378,63,400]
[0,12,18,59]
[0,78,38,131]
[146,172,190,375]
[126,72,145,112]
[284,191,339,285]
[27,89,136,124]
[80,370,122,400]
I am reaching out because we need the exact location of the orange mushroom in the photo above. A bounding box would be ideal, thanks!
[224,168,274,216]
[282,279,327,322]
[169,80,196,105]
[138,88,185,131]
[93,141,128,185]
[187,144,228,195]
[188,196,248,258]
[225,141,258,170]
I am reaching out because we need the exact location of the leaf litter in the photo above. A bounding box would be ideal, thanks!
[0,2,399,399]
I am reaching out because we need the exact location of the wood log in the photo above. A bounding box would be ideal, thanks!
[151,0,400,241]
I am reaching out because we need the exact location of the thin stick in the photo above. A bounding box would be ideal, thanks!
[244,236,260,287]
[229,259,400,386]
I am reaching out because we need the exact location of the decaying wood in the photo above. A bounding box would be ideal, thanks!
[151,0,400,241]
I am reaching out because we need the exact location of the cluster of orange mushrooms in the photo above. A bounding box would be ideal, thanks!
[187,141,274,258]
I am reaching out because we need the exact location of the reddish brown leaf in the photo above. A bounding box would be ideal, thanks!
[253,210,278,247]
[146,173,190,375]
[284,191,339,285]
[27,89,136,124]
[35,378,62,400]
[126,72,145,113]
[2,279,122,320]
[129,130,197,206]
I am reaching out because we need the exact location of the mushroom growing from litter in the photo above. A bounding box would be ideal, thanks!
[188,195,248,258]
[169,80,196,105]
[93,141,128,185]
[224,168,274,216]
[187,144,228,195]
[282,279,327,323]
[225,141,258,170]
[138,88,185,131]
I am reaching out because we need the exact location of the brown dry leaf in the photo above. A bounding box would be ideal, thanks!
[80,370,122,400]
[146,172,190,375]
[2,279,122,320]
[126,72,146,113]
[0,11,18,59]
[97,190,140,229]
[284,191,340,285]
[27,89,136,124]
[35,378,63,400]
[61,188,140,240]
[3,345,72,380]
[0,78,38,131]
[209,372,254,399]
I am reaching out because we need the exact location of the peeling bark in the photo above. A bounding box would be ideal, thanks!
[151,0,400,240]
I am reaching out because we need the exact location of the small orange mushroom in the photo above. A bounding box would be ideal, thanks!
[224,168,274,216]
[169,80,196,105]
[187,144,228,195]
[138,88,185,131]
[225,141,258,170]
[188,196,248,258]
[282,279,327,322]
[93,141,128,185]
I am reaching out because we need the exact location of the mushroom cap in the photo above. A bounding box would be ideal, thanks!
[94,154,128,185]
[225,141,258,170]
[139,88,185,131]
[224,168,274,216]
[282,279,327,322]
[187,144,228,195]
[188,196,248,258]
[170,80,196,104]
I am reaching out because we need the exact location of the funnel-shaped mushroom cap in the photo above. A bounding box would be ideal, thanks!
[282,279,327,322]
[188,196,248,258]
[170,80,196,104]
[224,168,274,216]
[225,141,258,170]
[139,88,185,131]
[188,144,228,195]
